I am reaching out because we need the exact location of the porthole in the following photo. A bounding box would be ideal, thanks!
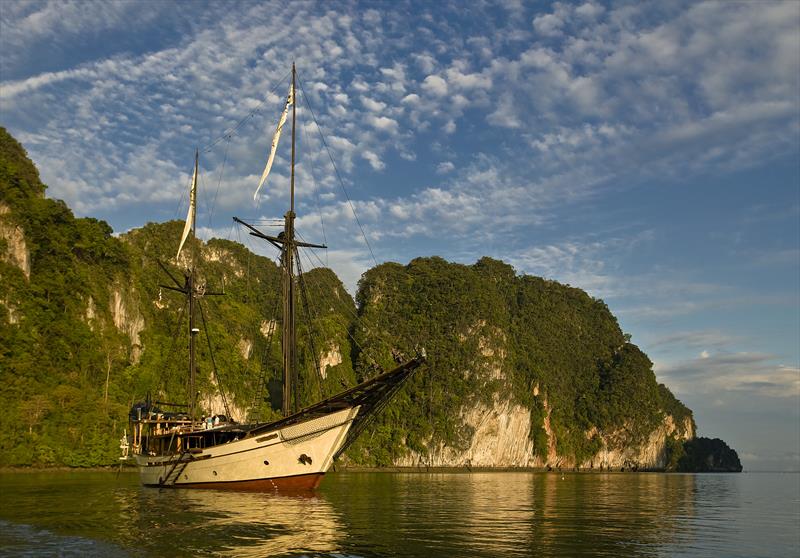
[213,471,217,476]
[184,474,188,480]
[263,460,270,466]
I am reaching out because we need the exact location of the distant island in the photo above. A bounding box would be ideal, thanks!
[0,127,740,473]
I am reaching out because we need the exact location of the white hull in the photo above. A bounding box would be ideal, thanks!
[136,406,358,489]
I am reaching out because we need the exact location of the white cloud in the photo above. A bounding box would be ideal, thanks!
[367,115,399,134]
[532,13,563,37]
[649,330,741,352]
[488,96,520,128]
[436,161,455,174]
[3,0,796,229]
[389,204,409,220]
[361,96,387,112]
[1,0,160,76]
[412,53,436,74]
[1,65,96,98]
[379,63,407,91]
[362,149,384,171]
[657,353,800,399]
[444,67,491,91]
[575,3,604,19]
[421,74,448,97]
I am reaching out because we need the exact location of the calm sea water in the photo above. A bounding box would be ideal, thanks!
[0,470,797,557]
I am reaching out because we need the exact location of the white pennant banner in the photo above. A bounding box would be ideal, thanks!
[176,160,197,261]
[254,82,294,200]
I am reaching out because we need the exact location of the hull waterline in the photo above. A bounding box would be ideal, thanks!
[144,472,324,491]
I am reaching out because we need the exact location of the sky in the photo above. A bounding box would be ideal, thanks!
[1,0,798,471]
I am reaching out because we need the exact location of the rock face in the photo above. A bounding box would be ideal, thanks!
[0,202,30,279]
[393,393,694,470]
[385,295,695,470]
[110,285,145,363]
[584,415,695,470]
[260,319,277,338]
[200,382,248,424]
[238,338,253,359]
[318,344,342,379]
[396,397,535,467]
[203,245,244,277]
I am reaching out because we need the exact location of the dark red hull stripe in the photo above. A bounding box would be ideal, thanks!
[144,472,324,491]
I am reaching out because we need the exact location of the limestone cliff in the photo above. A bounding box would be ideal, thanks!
[393,390,694,470]
[110,283,145,363]
[350,256,699,470]
[584,415,695,470]
[395,397,535,467]
[0,202,30,279]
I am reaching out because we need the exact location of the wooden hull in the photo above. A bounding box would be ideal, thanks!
[136,407,358,490]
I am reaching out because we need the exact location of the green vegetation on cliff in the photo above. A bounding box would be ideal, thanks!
[677,437,743,472]
[1,128,131,465]
[0,127,353,466]
[345,256,694,466]
[1,127,699,469]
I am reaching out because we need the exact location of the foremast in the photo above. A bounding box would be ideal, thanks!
[166,148,201,420]
[188,150,199,420]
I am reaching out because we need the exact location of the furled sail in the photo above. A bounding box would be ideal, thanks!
[254,82,294,200]
[176,154,197,261]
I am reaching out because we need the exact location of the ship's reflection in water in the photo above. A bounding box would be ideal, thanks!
[124,486,343,557]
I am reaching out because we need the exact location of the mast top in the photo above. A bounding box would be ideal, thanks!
[290,63,297,214]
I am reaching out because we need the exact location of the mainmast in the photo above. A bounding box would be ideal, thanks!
[234,64,325,418]
[282,64,298,416]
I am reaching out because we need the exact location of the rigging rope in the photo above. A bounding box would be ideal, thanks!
[200,69,291,154]
[299,106,328,264]
[206,136,231,233]
[293,237,382,373]
[297,74,379,268]
[160,298,187,400]
[250,291,281,422]
[197,301,233,421]
[295,247,326,397]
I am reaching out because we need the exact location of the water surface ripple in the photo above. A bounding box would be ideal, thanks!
[0,471,797,557]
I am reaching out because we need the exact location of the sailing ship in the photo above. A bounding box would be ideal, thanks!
[124,65,425,490]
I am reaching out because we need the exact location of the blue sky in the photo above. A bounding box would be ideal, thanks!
[1,0,798,470]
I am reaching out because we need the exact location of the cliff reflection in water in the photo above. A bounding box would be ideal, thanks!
[321,472,697,557]
[536,473,696,556]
